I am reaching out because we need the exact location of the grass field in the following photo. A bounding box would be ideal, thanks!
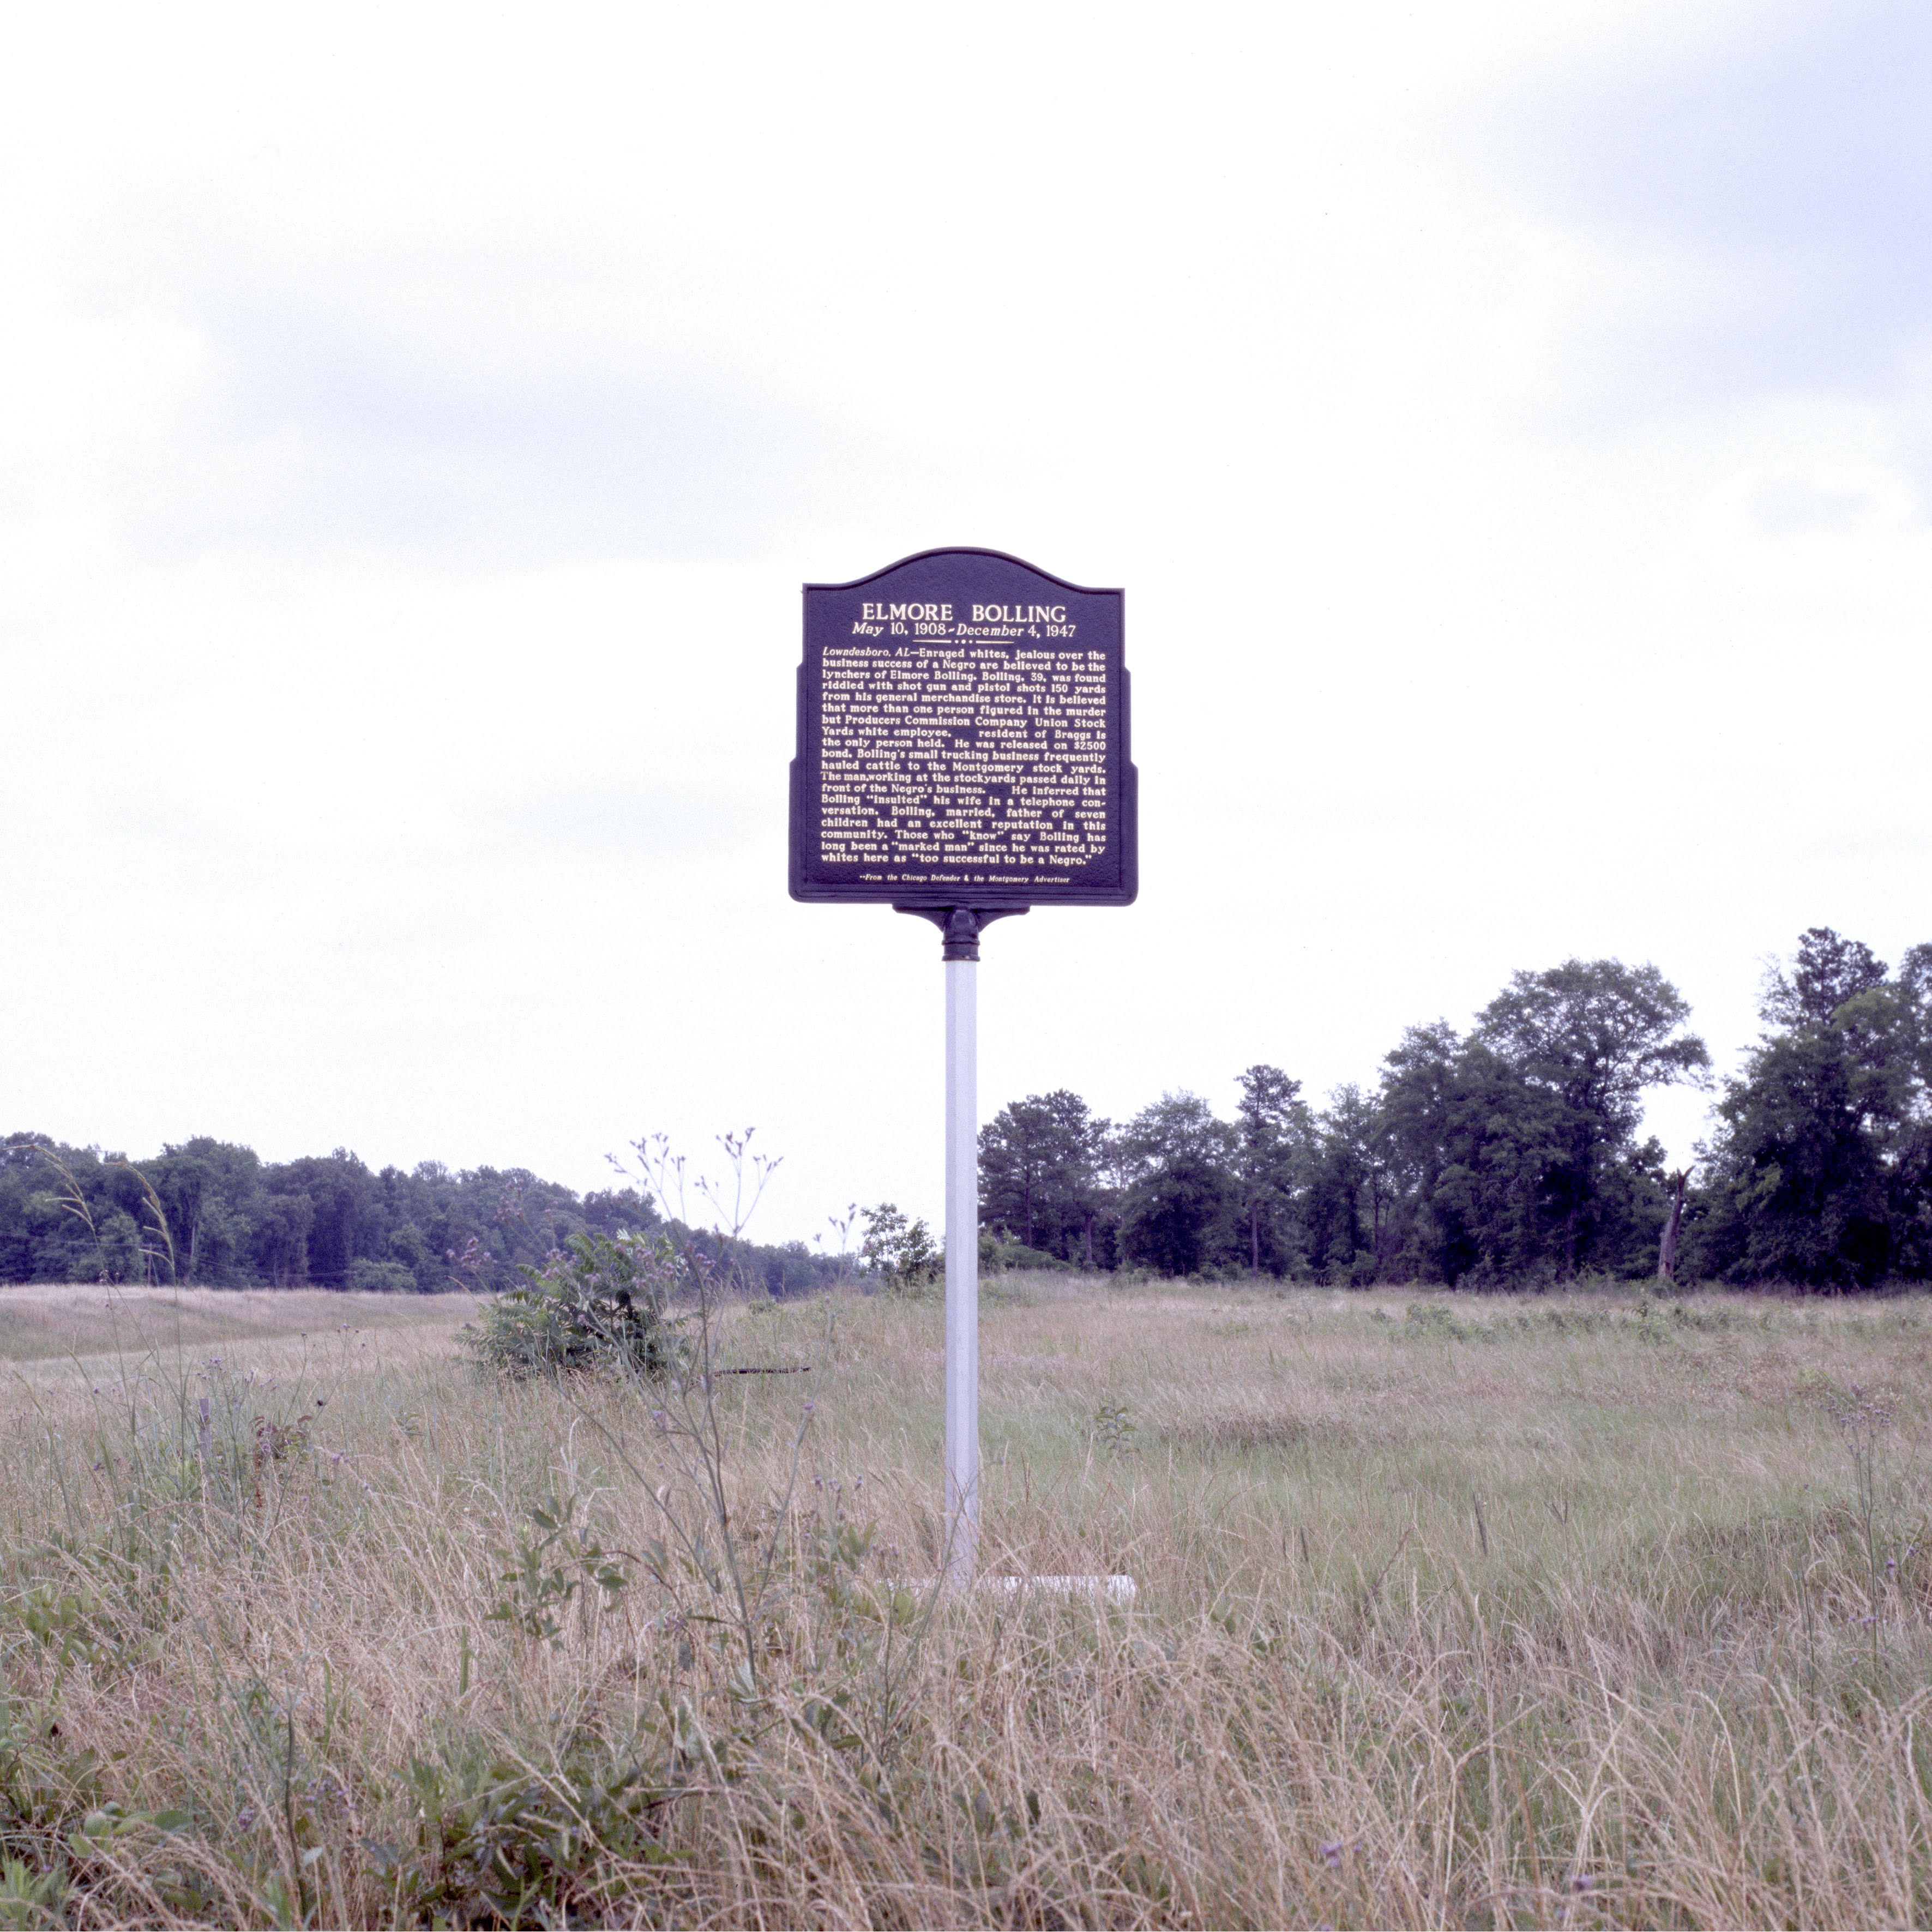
[1,1274,1929,1925]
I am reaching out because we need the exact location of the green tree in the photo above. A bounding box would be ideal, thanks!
[147,1139,264,1285]
[1762,927,1890,1029]
[1,1139,108,1281]
[858,1202,938,1289]
[265,1151,380,1287]
[1116,1092,1237,1277]
[1377,1024,1563,1284]
[978,1090,1110,1264]
[1368,962,1706,1286]
[386,1220,439,1291]
[252,1192,316,1287]
[1305,1083,1393,1284]
[1232,1065,1310,1276]
[1473,959,1710,1277]
[93,1209,143,1284]
[1700,930,1931,1285]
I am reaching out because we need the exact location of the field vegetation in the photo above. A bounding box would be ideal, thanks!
[2,1273,1930,1925]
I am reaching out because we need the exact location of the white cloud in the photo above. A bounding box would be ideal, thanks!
[1,0,1927,1239]
[1470,0,1932,411]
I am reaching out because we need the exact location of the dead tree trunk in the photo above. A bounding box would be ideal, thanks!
[1657,1169,1689,1283]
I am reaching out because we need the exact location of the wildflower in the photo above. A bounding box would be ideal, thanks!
[1319,1840,1343,1869]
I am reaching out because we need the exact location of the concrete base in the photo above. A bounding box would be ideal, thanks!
[899,1574,1137,1605]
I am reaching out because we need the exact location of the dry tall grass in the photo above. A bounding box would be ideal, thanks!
[2,1276,1929,1926]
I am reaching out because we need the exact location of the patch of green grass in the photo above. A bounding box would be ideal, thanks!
[0,1287,477,1364]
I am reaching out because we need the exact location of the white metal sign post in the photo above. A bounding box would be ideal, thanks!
[946,941,978,1580]
[923,907,1021,1578]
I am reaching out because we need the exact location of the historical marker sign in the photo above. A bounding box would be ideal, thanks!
[791,545,1137,1593]
[790,549,1136,909]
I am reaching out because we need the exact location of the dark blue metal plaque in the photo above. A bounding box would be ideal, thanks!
[790,549,1136,909]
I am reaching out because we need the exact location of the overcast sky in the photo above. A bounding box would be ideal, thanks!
[4,1,1928,1243]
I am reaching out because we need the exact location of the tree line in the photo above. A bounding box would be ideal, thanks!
[7,929,1924,1295]
[0,1137,846,1298]
[979,932,1932,1289]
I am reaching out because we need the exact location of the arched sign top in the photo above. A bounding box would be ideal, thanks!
[804,546,1120,599]
[789,547,1137,910]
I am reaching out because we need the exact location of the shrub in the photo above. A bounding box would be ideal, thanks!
[858,1202,939,1292]
[462,1231,690,1381]
[347,1258,420,1293]
[980,1233,1068,1272]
